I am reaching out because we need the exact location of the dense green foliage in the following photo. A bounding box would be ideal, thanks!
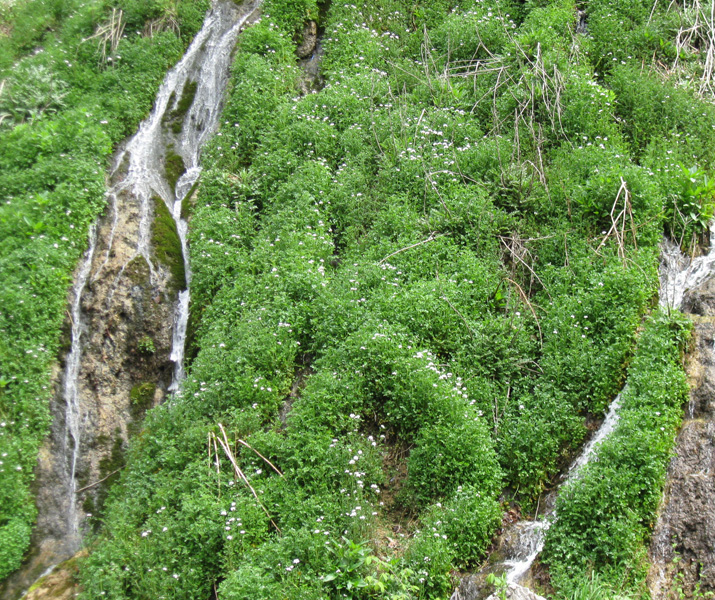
[0,0,207,581]
[2,0,714,596]
[75,0,715,598]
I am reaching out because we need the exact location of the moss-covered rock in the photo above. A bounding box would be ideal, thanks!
[130,382,156,409]
[151,196,186,292]
[164,146,186,194]
[125,255,151,285]
[162,80,198,135]
[180,176,201,220]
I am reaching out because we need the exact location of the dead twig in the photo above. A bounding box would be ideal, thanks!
[236,439,283,477]
[440,295,476,338]
[498,236,553,300]
[596,177,638,265]
[75,467,123,494]
[212,424,281,533]
[506,277,543,348]
[377,232,446,265]
[83,9,125,64]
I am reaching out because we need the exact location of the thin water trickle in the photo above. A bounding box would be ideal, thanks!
[568,394,622,476]
[497,229,715,589]
[62,223,97,549]
[100,0,259,390]
[499,392,622,584]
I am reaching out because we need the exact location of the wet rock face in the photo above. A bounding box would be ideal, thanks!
[453,582,546,600]
[0,176,178,600]
[649,277,715,598]
[22,551,86,600]
[296,20,318,58]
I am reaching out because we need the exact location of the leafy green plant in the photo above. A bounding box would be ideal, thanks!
[486,573,509,600]
[70,0,714,598]
[322,537,380,596]
[544,310,691,594]
[136,336,156,356]
[0,63,68,126]
[667,164,715,248]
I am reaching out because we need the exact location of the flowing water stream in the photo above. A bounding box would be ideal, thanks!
[499,393,623,585]
[62,224,98,548]
[454,236,715,599]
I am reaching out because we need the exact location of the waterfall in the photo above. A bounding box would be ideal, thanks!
[498,394,623,584]
[4,5,264,593]
[659,230,715,310]
[101,0,260,390]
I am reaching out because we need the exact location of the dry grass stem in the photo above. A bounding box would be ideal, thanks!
[596,177,638,264]
[210,424,281,532]
[83,8,125,64]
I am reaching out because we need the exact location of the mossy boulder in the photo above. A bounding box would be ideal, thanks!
[164,147,186,194]
[151,196,186,292]
[162,80,198,135]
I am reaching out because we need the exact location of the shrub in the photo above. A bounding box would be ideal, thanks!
[424,485,503,568]
[406,418,502,507]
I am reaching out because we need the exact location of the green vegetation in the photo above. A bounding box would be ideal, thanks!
[136,336,156,357]
[130,382,156,408]
[151,195,186,291]
[163,146,186,192]
[76,0,715,598]
[0,0,208,581]
[2,0,714,597]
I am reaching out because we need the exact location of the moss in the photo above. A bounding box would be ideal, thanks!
[130,382,156,409]
[26,554,81,594]
[180,176,201,220]
[164,146,186,193]
[125,255,151,285]
[162,80,198,135]
[161,91,176,123]
[176,80,198,118]
[151,195,186,292]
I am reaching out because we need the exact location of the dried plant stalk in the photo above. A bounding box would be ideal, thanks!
[83,8,125,64]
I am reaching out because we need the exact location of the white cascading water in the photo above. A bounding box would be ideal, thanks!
[659,231,715,310]
[501,395,623,583]
[62,224,97,545]
[494,233,715,587]
[60,0,260,547]
[100,0,259,390]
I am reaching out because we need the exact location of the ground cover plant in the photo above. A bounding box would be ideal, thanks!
[0,0,209,581]
[2,0,715,597]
